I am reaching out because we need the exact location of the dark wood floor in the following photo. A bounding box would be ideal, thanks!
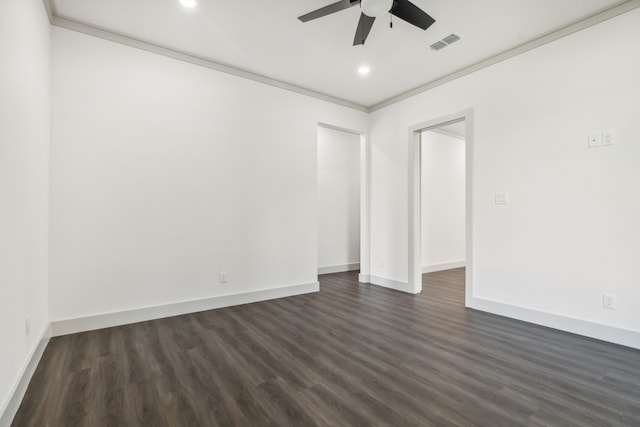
[13,268,640,426]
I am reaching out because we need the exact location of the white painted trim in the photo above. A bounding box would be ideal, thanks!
[429,128,465,141]
[359,131,372,281]
[422,261,466,274]
[369,275,417,294]
[43,0,640,112]
[317,122,363,136]
[318,263,360,275]
[408,128,422,294]
[408,110,474,302]
[315,123,371,284]
[358,273,371,283]
[51,282,318,336]
[42,0,56,24]
[469,297,640,350]
[370,0,640,111]
[0,324,52,427]
[48,15,368,113]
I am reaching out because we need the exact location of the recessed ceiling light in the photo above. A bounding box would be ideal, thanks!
[358,66,371,76]
[179,0,197,8]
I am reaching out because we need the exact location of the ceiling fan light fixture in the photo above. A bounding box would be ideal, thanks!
[361,0,393,18]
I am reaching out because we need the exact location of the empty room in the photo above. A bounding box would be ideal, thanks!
[2,0,640,426]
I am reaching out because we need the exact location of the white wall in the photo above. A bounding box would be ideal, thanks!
[49,27,368,322]
[421,131,465,270]
[317,127,360,271]
[369,9,640,343]
[0,0,50,419]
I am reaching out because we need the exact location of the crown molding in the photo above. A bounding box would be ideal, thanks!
[44,0,640,113]
[43,0,56,23]
[43,0,369,113]
[369,0,640,111]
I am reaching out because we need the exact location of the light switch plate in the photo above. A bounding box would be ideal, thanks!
[603,293,616,310]
[602,130,615,146]
[495,192,508,205]
[588,132,601,148]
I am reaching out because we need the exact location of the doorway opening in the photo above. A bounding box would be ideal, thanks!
[408,110,473,305]
[317,124,369,279]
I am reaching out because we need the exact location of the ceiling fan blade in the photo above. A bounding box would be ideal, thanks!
[390,0,435,30]
[353,13,376,46]
[298,0,359,23]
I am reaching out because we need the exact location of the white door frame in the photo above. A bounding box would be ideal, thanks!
[408,109,473,305]
[317,123,370,281]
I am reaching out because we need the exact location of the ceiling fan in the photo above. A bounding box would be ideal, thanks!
[298,0,436,46]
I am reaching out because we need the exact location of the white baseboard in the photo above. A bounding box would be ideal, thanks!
[318,263,360,275]
[468,297,640,350]
[422,260,466,273]
[0,323,51,427]
[358,273,370,283]
[51,282,319,337]
[369,275,418,294]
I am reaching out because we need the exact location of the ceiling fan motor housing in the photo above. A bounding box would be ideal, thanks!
[298,0,435,46]
[361,0,393,18]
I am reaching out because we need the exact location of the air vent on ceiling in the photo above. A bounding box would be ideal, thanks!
[430,41,447,51]
[430,33,463,51]
[442,33,462,45]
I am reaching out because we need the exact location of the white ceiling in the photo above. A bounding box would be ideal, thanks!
[52,0,626,107]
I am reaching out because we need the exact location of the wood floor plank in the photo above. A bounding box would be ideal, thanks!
[12,268,640,426]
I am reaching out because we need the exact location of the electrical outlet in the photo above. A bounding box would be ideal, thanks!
[602,293,616,310]
[26,316,31,336]
[219,272,228,284]
[588,132,601,148]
